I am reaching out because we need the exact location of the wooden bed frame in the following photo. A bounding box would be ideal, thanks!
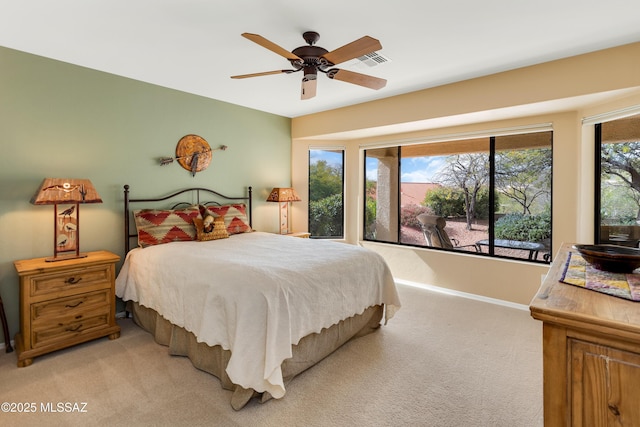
[123,184,253,253]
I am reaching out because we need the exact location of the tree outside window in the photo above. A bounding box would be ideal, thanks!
[596,114,640,247]
[309,149,344,238]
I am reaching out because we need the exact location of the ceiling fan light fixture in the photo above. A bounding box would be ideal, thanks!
[303,66,317,80]
[301,77,317,99]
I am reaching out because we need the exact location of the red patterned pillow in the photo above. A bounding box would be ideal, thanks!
[134,207,200,247]
[201,204,251,235]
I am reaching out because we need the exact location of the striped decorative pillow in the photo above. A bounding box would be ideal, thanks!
[134,207,200,247]
[201,204,251,235]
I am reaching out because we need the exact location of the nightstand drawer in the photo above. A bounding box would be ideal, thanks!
[32,289,111,324]
[32,311,110,348]
[29,265,112,299]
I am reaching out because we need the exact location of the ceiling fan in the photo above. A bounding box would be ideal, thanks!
[231,31,387,100]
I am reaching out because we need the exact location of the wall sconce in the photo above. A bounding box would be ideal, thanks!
[31,178,102,262]
[266,187,301,235]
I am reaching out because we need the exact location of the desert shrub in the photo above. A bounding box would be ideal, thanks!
[474,187,498,220]
[494,213,551,242]
[424,186,497,220]
[423,187,465,217]
[309,193,343,237]
[401,204,434,229]
[364,197,377,239]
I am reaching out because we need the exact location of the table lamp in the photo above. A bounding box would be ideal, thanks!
[266,187,301,234]
[31,178,103,261]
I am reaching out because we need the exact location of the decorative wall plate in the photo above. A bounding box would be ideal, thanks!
[176,134,212,175]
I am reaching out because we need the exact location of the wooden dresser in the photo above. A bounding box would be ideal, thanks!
[530,243,640,426]
[14,250,121,367]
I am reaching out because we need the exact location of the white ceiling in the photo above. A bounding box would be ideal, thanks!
[1,0,640,119]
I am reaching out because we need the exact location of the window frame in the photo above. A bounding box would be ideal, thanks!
[594,114,640,247]
[308,147,345,239]
[362,129,553,264]
[594,122,603,243]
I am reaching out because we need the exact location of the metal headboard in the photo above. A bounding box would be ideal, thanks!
[123,184,253,253]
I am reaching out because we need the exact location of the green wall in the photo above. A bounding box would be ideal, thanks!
[0,46,292,345]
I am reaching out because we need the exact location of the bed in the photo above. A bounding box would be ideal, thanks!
[115,185,400,410]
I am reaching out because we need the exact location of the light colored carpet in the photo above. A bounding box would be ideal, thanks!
[0,284,543,426]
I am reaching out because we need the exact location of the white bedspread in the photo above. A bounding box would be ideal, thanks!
[115,231,400,399]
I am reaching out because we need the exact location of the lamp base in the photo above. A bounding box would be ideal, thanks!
[45,253,88,263]
[278,201,290,235]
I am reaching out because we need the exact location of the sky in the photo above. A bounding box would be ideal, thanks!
[397,156,447,183]
[365,155,447,183]
[311,149,447,183]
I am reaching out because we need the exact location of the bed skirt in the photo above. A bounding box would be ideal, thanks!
[129,301,384,410]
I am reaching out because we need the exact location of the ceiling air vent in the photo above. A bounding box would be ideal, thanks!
[356,52,390,67]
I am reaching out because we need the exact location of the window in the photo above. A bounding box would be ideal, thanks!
[595,114,640,248]
[364,130,552,262]
[365,147,399,243]
[309,149,344,239]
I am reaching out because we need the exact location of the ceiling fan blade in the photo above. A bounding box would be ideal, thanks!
[241,33,302,62]
[301,76,317,100]
[327,69,387,90]
[321,36,382,65]
[231,70,295,79]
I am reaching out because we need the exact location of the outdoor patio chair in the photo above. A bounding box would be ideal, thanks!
[416,214,479,251]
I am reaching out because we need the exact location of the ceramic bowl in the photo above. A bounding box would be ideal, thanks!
[574,244,640,273]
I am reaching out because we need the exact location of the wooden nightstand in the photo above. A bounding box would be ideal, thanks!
[287,232,311,238]
[14,250,121,367]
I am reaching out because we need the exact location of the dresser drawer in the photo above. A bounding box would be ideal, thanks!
[31,311,110,348]
[32,289,111,324]
[31,290,112,349]
[29,264,112,299]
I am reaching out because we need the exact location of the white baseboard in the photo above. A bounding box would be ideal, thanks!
[394,278,529,312]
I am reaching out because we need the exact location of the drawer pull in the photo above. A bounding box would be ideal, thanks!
[65,301,84,309]
[65,277,82,285]
[66,324,83,332]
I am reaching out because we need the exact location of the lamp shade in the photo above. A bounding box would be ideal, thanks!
[266,187,301,203]
[31,178,102,205]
